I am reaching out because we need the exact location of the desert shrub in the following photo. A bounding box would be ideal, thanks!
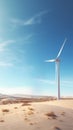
[2,109,9,113]
[45,111,57,119]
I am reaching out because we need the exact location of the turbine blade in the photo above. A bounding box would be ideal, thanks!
[45,59,56,62]
[57,38,67,58]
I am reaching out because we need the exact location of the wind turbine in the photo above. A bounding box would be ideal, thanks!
[45,38,67,100]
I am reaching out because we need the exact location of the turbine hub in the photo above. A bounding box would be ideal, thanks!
[56,59,60,62]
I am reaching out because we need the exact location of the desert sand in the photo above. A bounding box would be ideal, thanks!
[0,99,73,130]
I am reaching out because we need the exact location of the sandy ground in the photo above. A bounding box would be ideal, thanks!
[0,100,73,130]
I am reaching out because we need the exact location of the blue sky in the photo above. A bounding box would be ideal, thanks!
[0,0,73,96]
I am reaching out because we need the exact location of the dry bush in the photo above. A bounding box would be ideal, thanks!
[29,122,33,125]
[59,119,63,122]
[1,100,13,105]
[27,107,34,115]
[54,126,61,130]
[0,120,4,122]
[28,107,34,111]
[24,117,28,121]
[27,110,34,115]
[24,117,28,120]
[14,107,18,109]
[61,112,65,116]
[45,112,57,119]
[21,103,31,106]
[23,109,25,111]
[2,109,9,113]
[0,99,32,105]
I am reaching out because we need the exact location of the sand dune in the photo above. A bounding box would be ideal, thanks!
[0,99,73,130]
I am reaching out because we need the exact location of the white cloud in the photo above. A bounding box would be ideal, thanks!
[11,10,48,26]
[37,78,55,85]
[25,10,48,25]
[61,80,73,84]
[0,35,33,67]
[0,40,15,52]
[0,61,13,67]
[17,34,33,44]
[24,34,33,40]
[37,78,73,87]
[61,80,73,87]
[0,38,3,42]
[0,40,16,67]
[11,19,24,26]
[0,86,33,95]
[18,65,35,73]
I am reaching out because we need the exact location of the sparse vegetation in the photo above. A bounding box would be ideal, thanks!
[59,119,63,122]
[28,111,34,115]
[14,107,18,109]
[23,109,25,111]
[45,112,57,119]
[28,107,34,111]
[61,112,65,116]
[54,126,61,130]
[0,120,4,122]
[0,97,57,105]
[2,109,9,113]
[24,117,28,121]
[29,122,33,125]
[27,107,34,115]
[21,103,31,106]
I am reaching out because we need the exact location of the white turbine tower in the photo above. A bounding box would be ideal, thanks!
[45,38,67,100]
